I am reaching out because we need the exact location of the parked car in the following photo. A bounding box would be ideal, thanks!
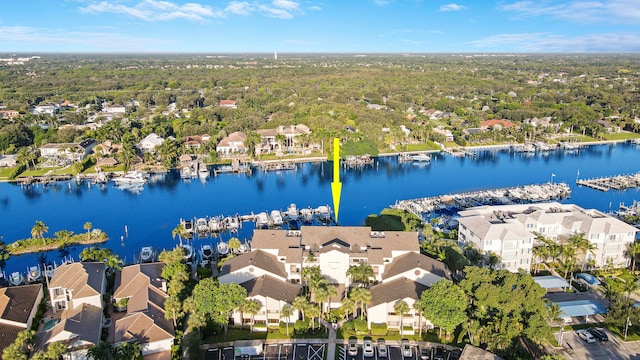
[377,339,387,358]
[576,329,596,343]
[348,337,358,356]
[431,346,446,360]
[363,337,374,358]
[588,328,609,341]
[401,339,412,358]
[420,346,431,360]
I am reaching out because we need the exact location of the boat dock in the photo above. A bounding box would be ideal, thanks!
[392,182,572,217]
[17,174,74,186]
[576,172,640,192]
[342,155,374,169]
[255,161,297,172]
[213,158,252,176]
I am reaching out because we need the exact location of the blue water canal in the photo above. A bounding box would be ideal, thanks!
[1,142,640,274]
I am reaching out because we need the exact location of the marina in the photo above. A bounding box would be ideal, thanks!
[392,182,572,217]
[576,172,640,192]
[1,142,640,275]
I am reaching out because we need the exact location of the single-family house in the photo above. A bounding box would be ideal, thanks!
[137,133,165,153]
[38,138,97,164]
[481,119,516,129]
[33,103,60,116]
[432,127,454,142]
[113,263,174,357]
[104,105,127,114]
[0,154,18,167]
[183,134,210,150]
[216,131,247,155]
[0,109,19,119]
[255,124,311,155]
[0,284,43,353]
[219,100,238,109]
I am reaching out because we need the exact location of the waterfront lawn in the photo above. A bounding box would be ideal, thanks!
[17,168,50,177]
[0,167,12,180]
[405,141,441,151]
[602,132,640,141]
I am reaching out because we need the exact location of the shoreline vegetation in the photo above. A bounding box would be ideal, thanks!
[7,229,108,255]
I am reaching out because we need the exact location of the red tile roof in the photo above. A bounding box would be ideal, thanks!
[481,119,516,128]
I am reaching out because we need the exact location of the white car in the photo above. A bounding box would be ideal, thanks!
[363,338,374,358]
[576,329,596,343]
[401,339,412,358]
[377,339,387,358]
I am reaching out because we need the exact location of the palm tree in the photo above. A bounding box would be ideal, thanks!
[340,297,356,321]
[87,341,112,360]
[394,300,410,338]
[228,237,242,254]
[545,300,564,327]
[243,299,262,333]
[413,301,424,338]
[314,283,337,315]
[486,251,501,270]
[171,224,189,246]
[306,302,320,330]
[346,263,375,288]
[349,287,371,318]
[275,133,287,154]
[113,341,142,360]
[84,222,93,241]
[31,220,48,246]
[244,131,261,159]
[627,242,640,272]
[280,304,294,336]
[292,296,308,321]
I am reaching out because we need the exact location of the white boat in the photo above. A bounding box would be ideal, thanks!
[180,218,194,234]
[181,244,194,262]
[225,216,240,231]
[112,170,148,184]
[238,242,250,253]
[285,204,299,221]
[200,244,214,262]
[198,163,209,179]
[180,164,196,179]
[255,212,270,229]
[195,218,209,233]
[270,210,284,226]
[9,272,23,286]
[140,246,153,263]
[93,172,108,184]
[315,205,332,223]
[217,241,229,256]
[300,208,314,223]
[411,154,431,162]
[27,265,42,283]
[209,216,223,232]
[44,264,55,279]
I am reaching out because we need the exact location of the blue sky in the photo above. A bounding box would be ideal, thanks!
[1,0,639,53]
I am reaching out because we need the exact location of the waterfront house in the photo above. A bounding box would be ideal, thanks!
[0,284,43,353]
[255,124,311,155]
[481,119,516,129]
[216,131,248,156]
[219,226,451,331]
[38,138,97,165]
[113,263,174,357]
[137,133,165,153]
[0,154,18,167]
[39,262,105,357]
[182,134,210,149]
[457,202,639,272]
[432,127,454,142]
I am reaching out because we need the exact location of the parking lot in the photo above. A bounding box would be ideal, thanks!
[555,327,632,359]
[337,342,460,360]
[205,344,324,360]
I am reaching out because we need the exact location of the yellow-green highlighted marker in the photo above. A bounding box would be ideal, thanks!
[331,138,342,223]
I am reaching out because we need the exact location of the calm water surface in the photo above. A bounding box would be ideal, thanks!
[1,143,640,274]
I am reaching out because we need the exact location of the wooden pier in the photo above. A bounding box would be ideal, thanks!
[576,172,640,192]
[255,161,297,172]
[213,158,252,176]
[17,175,74,186]
[342,155,374,169]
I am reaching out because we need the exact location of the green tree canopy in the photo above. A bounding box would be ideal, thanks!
[420,279,467,338]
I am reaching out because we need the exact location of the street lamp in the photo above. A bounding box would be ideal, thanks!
[625,315,631,340]
[550,173,556,184]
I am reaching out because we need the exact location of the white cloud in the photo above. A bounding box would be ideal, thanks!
[499,0,640,23]
[79,0,306,21]
[466,32,640,52]
[373,0,392,6]
[309,5,321,11]
[79,0,223,22]
[440,3,467,11]
[401,39,425,45]
[0,25,162,50]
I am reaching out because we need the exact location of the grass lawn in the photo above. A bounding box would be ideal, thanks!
[365,214,405,231]
[602,132,640,141]
[405,141,441,151]
[605,323,640,341]
[0,167,13,180]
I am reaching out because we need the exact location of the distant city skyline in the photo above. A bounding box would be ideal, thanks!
[0,0,639,53]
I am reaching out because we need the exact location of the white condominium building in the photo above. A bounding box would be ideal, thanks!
[457,202,638,272]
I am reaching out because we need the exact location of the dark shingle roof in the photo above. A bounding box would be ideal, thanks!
[369,278,428,307]
[382,252,451,281]
[219,250,287,278]
[240,275,301,303]
[0,325,23,353]
[0,284,42,323]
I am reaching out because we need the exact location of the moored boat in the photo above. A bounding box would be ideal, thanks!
[140,246,154,263]
[238,241,250,253]
[217,241,229,256]
[315,205,332,223]
[209,216,223,232]
[198,162,209,179]
[255,212,270,229]
[181,244,194,262]
[44,264,55,279]
[200,244,214,263]
[9,271,23,286]
[112,170,148,184]
[195,218,209,234]
[180,218,194,234]
[225,216,240,231]
[285,204,299,221]
[270,210,284,227]
[27,265,42,283]
[300,208,314,223]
